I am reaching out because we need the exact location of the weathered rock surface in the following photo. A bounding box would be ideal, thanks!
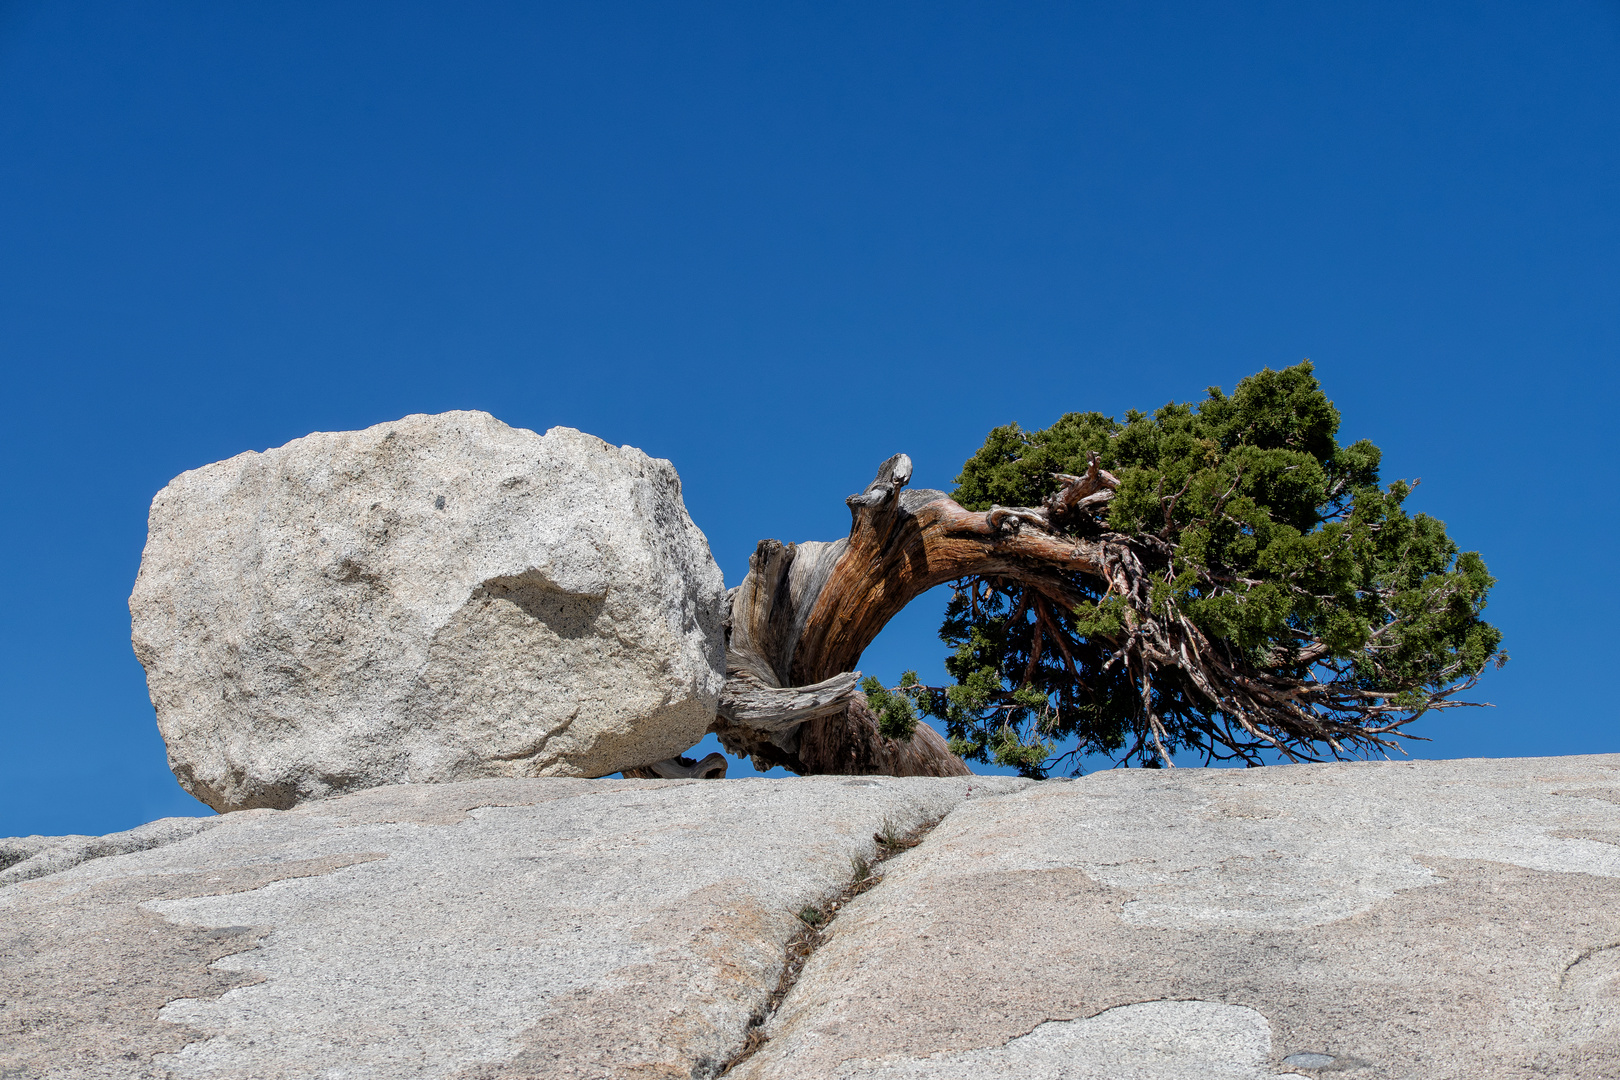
[0,774,1025,1080]
[734,755,1620,1080]
[0,816,221,887]
[129,412,728,812]
[5,757,1617,1079]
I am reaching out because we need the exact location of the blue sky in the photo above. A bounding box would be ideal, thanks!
[2,1,1615,837]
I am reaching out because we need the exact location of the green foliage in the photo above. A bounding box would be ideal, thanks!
[931,362,1504,777]
[862,671,922,740]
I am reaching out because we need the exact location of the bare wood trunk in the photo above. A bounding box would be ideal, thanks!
[798,694,970,776]
[713,451,1118,776]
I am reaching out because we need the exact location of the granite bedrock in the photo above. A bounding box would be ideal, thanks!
[3,755,1618,1080]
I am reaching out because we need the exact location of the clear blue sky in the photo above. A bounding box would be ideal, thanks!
[2,2,1615,837]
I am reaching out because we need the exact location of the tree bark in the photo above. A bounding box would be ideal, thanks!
[713,451,1120,776]
[621,753,729,780]
[797,693,969,777]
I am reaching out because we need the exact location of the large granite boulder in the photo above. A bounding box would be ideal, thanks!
[129,412,727,812]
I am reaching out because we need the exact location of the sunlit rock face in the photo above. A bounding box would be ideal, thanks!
[129,411,727,812]
[0,775,1026,1080]
[4,761,1620,1079]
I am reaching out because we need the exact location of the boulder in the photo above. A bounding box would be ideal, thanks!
[129,412,727,812]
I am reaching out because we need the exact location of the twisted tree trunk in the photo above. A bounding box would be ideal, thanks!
[710,451,1120,776]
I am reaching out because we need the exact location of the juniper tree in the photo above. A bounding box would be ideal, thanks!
[910,362,1504,774]
[703,362,1502,779]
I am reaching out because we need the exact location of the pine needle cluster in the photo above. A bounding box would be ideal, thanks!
[914,363,1504,776]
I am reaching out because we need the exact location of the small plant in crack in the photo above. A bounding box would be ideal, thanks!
[717,814,949,1076]
[874,817,926,853]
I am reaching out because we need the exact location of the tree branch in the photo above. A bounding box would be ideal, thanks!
[714,455,1120,776]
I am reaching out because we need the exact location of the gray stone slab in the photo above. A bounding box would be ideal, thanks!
[0,774,1026,1080]
[0,816,221,886]
[734,755,1620,1080]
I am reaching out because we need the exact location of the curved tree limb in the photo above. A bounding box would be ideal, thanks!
[713,445,1486,775]
[718,671,863,732]
[714,452,1121,775]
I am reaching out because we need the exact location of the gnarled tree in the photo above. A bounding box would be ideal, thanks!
[706,363,1504,778]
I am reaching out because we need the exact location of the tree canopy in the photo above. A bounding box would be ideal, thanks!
[875,362,1505,776]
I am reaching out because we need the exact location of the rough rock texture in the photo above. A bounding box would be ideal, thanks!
[0,816,220,886]
[129,412,727,812]
[733,755,1620,1080]
[6,757,1618,1079]
[0,775,1025,1080]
